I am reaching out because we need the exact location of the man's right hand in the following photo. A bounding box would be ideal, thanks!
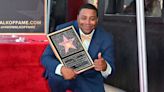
[61,66,77,80]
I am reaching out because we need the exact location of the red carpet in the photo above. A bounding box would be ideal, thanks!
[0,35,50,92]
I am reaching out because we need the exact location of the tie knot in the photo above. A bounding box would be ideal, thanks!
[81,34,91,42]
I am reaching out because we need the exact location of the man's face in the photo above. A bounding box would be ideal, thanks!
[77,8,98,34]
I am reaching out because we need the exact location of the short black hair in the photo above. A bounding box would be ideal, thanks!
[78,3,98,17]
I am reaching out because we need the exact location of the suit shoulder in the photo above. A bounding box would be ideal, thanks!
[56,21,77,30]
[96,25,113,38]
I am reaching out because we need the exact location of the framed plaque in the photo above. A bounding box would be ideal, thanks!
[47,26,94,73]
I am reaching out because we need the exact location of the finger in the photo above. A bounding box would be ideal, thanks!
[94,67,101,71]
[94,59,98,63]
[94,62,101,68]
[98,52,102,59]
[94,60,99,67]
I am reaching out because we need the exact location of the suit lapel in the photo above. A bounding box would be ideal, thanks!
[73,21,80,36]
[88,29,101,59]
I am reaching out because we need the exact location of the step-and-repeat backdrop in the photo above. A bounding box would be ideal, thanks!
[0,0,46,33]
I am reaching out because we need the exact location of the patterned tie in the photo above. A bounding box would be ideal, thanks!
[80,34,91,43]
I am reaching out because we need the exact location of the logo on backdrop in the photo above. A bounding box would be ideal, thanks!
[0,0,46,33]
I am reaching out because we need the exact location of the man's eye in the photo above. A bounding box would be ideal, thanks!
[90,18,96,21]
[81,17,86,20]
[90,17,97,21]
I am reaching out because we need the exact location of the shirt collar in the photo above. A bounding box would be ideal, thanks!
[79,28,95,37]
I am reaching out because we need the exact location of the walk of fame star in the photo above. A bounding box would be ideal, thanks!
[59,35,76,53]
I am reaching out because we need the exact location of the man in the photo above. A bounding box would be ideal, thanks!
[41,4,114,92]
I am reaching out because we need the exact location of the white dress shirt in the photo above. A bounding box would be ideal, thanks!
[55,29,112,78]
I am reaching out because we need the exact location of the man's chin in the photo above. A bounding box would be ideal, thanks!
[82,29,93,34]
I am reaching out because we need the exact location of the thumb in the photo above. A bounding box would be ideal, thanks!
[98,52,102,59]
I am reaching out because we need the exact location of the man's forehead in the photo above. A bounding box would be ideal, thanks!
[79,9,97,14]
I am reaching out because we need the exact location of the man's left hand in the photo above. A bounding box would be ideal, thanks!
[94,52,107,71]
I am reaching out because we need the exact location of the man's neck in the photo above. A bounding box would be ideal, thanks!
[79,28,95,36]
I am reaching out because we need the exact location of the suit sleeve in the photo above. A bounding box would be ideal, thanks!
[41,45,60,75]
[101,32,115,75]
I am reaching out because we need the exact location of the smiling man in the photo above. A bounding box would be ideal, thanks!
[41,3,115,92]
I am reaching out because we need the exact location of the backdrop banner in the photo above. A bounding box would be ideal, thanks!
[0,0,46,33]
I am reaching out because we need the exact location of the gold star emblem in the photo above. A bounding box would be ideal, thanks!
[59,35,76,53]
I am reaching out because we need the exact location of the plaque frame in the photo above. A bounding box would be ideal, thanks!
[47,26,94,73]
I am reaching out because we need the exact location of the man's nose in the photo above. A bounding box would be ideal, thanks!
[85,19,91,24]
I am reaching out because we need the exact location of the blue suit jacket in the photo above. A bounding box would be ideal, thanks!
[41,21,114,91]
